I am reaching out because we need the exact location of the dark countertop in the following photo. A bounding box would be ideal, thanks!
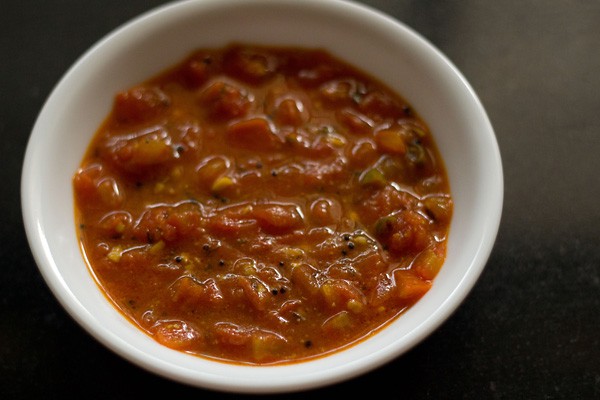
[2,1,599,398]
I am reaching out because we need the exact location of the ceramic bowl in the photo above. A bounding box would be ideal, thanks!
[21,0,503,393]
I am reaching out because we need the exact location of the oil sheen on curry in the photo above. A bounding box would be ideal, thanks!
[73,44,453,365]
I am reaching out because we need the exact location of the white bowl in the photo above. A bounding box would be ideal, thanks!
[21,0,503,394]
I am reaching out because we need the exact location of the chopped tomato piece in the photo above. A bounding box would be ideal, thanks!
[348,139,378,168]
[374,209,432,254]
[133,203,203,244]
[309,197,342,226]
[375,128,408,154]
[152,320,201,351]
[113,86,170,123]
[393,269,431,301]
[320,279,366,313]
[213,322,252,346]
[358,90,405,120]
[170,276,223,308]
[252,204,304,234]
[73,164,123,210]
[423,195,453,224]
[226,118,281,151]
[198,80,251,120]
[205,205,259,236]
[275,98,306,126]
[224,45,278,84]
[97,211,132,238]
[290,263,320,297]
[237,275,271,311]
[319,79,357,105]
[413,246,445,280]
[336,108,373,135]
[180,52,215,88]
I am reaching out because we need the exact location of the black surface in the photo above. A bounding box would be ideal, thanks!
[2,1,599,399]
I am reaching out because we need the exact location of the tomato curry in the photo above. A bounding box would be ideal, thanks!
[73,44,453,364]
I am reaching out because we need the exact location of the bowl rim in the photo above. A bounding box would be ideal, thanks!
[21,0,503,394]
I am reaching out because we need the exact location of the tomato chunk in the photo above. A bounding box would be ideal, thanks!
[226,118,281,151]
[252,204,304,234]
[224,45,278,84]
[113,86,170,123]
[198,80,251,120]
[98,127,179,177]
[171,276,223,308]
[133,203,203,244]
[374,209,432,255]
[152,320,201,351]
[73,164,123,210]
[393,269,431,301]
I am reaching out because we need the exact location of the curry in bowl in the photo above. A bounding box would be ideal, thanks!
[73,44,453,365]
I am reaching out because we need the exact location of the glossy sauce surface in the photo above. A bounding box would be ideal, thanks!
[73,44,453,364]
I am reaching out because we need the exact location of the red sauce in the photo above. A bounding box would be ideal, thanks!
[73,44,453,365]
